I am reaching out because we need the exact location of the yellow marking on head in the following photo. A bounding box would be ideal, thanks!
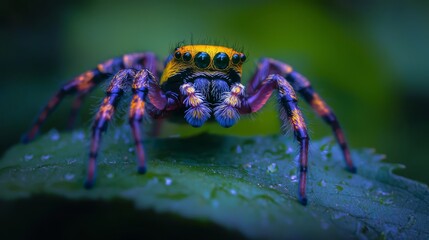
[160,45,244,84]
[311,94,330,116]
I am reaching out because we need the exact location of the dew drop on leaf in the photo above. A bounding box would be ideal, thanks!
[267,163,278,173]
[64,173,75,181]
[49,129,60,141]
[41,155,51,161]
[24,154,33,161]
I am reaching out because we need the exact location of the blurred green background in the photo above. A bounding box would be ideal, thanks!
[1,0,428,185]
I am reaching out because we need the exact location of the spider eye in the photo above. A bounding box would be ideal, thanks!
[240,53,246,62]
[174,51,181,59]
[183,52,192,62]
[232,54,240,64]
[194,52,210,69]
[214,52,229,69]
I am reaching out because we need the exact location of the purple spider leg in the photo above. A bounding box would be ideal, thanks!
[247,58,356,172]
[22,53,157,142]
[85,69,136,188]
[240,74,310,205]
[22,69,109,143]
[287,72,356,173]
[128,69,179,174]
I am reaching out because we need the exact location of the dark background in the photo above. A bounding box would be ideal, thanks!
[1,0,428,185]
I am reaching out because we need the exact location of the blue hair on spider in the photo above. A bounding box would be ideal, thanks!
[214,105,240,128]
[184,104,211,127]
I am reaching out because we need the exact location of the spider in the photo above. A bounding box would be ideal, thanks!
[23,45,356,205]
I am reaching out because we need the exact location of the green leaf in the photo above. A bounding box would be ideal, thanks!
[0,126,428,239]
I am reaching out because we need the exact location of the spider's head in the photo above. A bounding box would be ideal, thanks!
[160,45,246,85]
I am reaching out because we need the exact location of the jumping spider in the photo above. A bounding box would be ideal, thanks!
[23,45,356,205]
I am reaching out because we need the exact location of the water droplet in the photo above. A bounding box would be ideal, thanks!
[128,147,134,153]
[318,179,327,187]
[165,178,172,186]
[376,189,391,196]
[229,189,237,195]
[235,145,242,154]
[123,156,128,160]
[286,146,294,155]
[64,173,75,181]
[72,131,85,141]
[49,129,60,141]
[67,159,77,165]
[243,163,252,168]
[267,163,278,173]
[290,175,298,182]
[24,154,33,161]
[41,155,51,161]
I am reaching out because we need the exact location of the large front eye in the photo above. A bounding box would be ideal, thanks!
[214,52,229,69]
[194,52,210,68]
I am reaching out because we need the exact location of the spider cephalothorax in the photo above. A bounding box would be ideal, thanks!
[23,44,356,205]
[160,45,247,128]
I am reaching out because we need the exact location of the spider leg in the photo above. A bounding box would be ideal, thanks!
[22,69,108,143]
[22,53,157,142]
[128,69,179,174]
[287,72,356,173]
[246,58,356,173]
[85,69,135,188]
[240,74,309,205]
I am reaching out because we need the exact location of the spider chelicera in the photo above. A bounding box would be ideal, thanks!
[23,45,356,205]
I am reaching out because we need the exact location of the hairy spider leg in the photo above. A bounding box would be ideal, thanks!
[68,53,158,129]
[85,69,135,188]
[22,69,108,143]
[287,72,356,173]
[128,69,179,174]
[239,74,309,205]
[247,58,356,173]
[128,70,150,174]
[22,53,157,143]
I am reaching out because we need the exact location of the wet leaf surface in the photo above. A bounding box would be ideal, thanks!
[0,126,428,239]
